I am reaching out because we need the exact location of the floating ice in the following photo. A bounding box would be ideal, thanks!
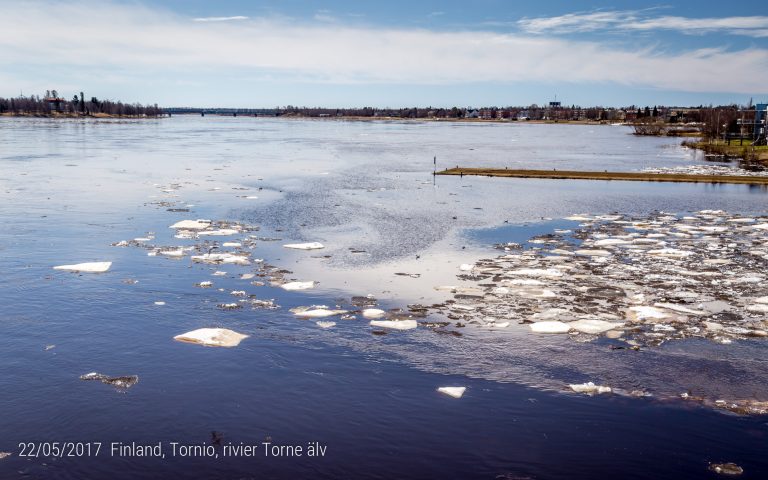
[80,372,139,389]
[708,463,743,476]
[569,382,612,394]
[437,386,466,399]
[173,328,249,347]
[280,281,316,291]
[294,308,348,318]
[369,319,417,330]
[568,319,624,334]
[283,242,324,250]
[191,253,251,265]
[506,268,564,278]
[362,308,387,319]
[53,262,112,273]
[316,321,336,328]
[575,249,612,257]
[529,321,570,334]
[169,219,210,230]
[198,228,240,236]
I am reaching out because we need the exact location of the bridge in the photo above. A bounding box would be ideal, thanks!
[164,107,280,116]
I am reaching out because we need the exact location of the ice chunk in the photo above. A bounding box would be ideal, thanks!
[575,249,612,256]
[529,321,570,333]
[569,382,612,394]
[593,238,631,247]
[295,308,348,318]
[459,263,474,271]
[173,328,249,347]
[191,253,251,265]
[362,308,387,319]
[283,242,324,250]
[222,242,242,248]
[154,301,165,306]
[316,321,336,328]
[281,281,316,291]
[488,321,510,328]
[568,319,624,334]
[80,372,139,389]
[506,268,563,278]
[53,262,112,273]
[437,386,466,399]
[647,248,694,258]
[198,229,240,236]
[746,304,768,313]
[628,306,668,320]
[708,463,743,476]
[369,319,417,330]
[169,219,210,230]
[654,303,707,315]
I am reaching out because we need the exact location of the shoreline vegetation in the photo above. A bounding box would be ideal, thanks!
[437,167,768,185]
[0,91,162,118]
[630,105,768,162]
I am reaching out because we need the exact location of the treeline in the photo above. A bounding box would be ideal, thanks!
[0,91,162,117]
[633,104,762,140]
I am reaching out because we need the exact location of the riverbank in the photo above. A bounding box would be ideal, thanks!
[682,139,768,162]
[0,112,163,119]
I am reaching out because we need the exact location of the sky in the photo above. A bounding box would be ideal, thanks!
[1,0,767,108]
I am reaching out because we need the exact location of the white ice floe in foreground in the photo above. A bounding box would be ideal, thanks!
[362,308,387,319]
[437,386,467,399]
[191,253,251,265]
[294,308,348,318]
[570,382,612,394]
[370,319,418,330]
[529,321,570,333]
[169,219,210,230]
[53,261,112,273]
[173,328,249,347]
[568,319,624,334]
[316,321,336,328]
[280,281,316,291]
[283,242,325,250]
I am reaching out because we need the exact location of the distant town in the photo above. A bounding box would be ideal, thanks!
[1,90,765,153]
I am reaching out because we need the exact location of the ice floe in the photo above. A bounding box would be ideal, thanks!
[569,382,612,394]
[173,328,249,347]
[437,386,466,399]
[53,261,112,273]
[283,242,325,250]
[369,319,418,330]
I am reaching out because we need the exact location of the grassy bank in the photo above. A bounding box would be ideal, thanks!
[682,140,768,162]
[437,167,768,185]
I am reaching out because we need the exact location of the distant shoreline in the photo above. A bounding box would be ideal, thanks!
[169,113,619,125]
[0,112,162,119]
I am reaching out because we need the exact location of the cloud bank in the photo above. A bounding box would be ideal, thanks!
[0,1,766,96]
[518,10,768,38]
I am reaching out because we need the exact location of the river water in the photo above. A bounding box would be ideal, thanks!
[1,116,767,479]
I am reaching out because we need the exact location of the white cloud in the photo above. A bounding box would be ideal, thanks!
[193,16,249,22]
[0,1,766,95]
[518,10,768,38]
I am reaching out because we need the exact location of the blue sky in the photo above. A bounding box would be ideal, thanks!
[1,0,767,108]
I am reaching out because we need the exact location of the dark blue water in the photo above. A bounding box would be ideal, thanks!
[1,117,767,479]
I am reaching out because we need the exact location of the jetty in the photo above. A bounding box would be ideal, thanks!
[436,167,768,185]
